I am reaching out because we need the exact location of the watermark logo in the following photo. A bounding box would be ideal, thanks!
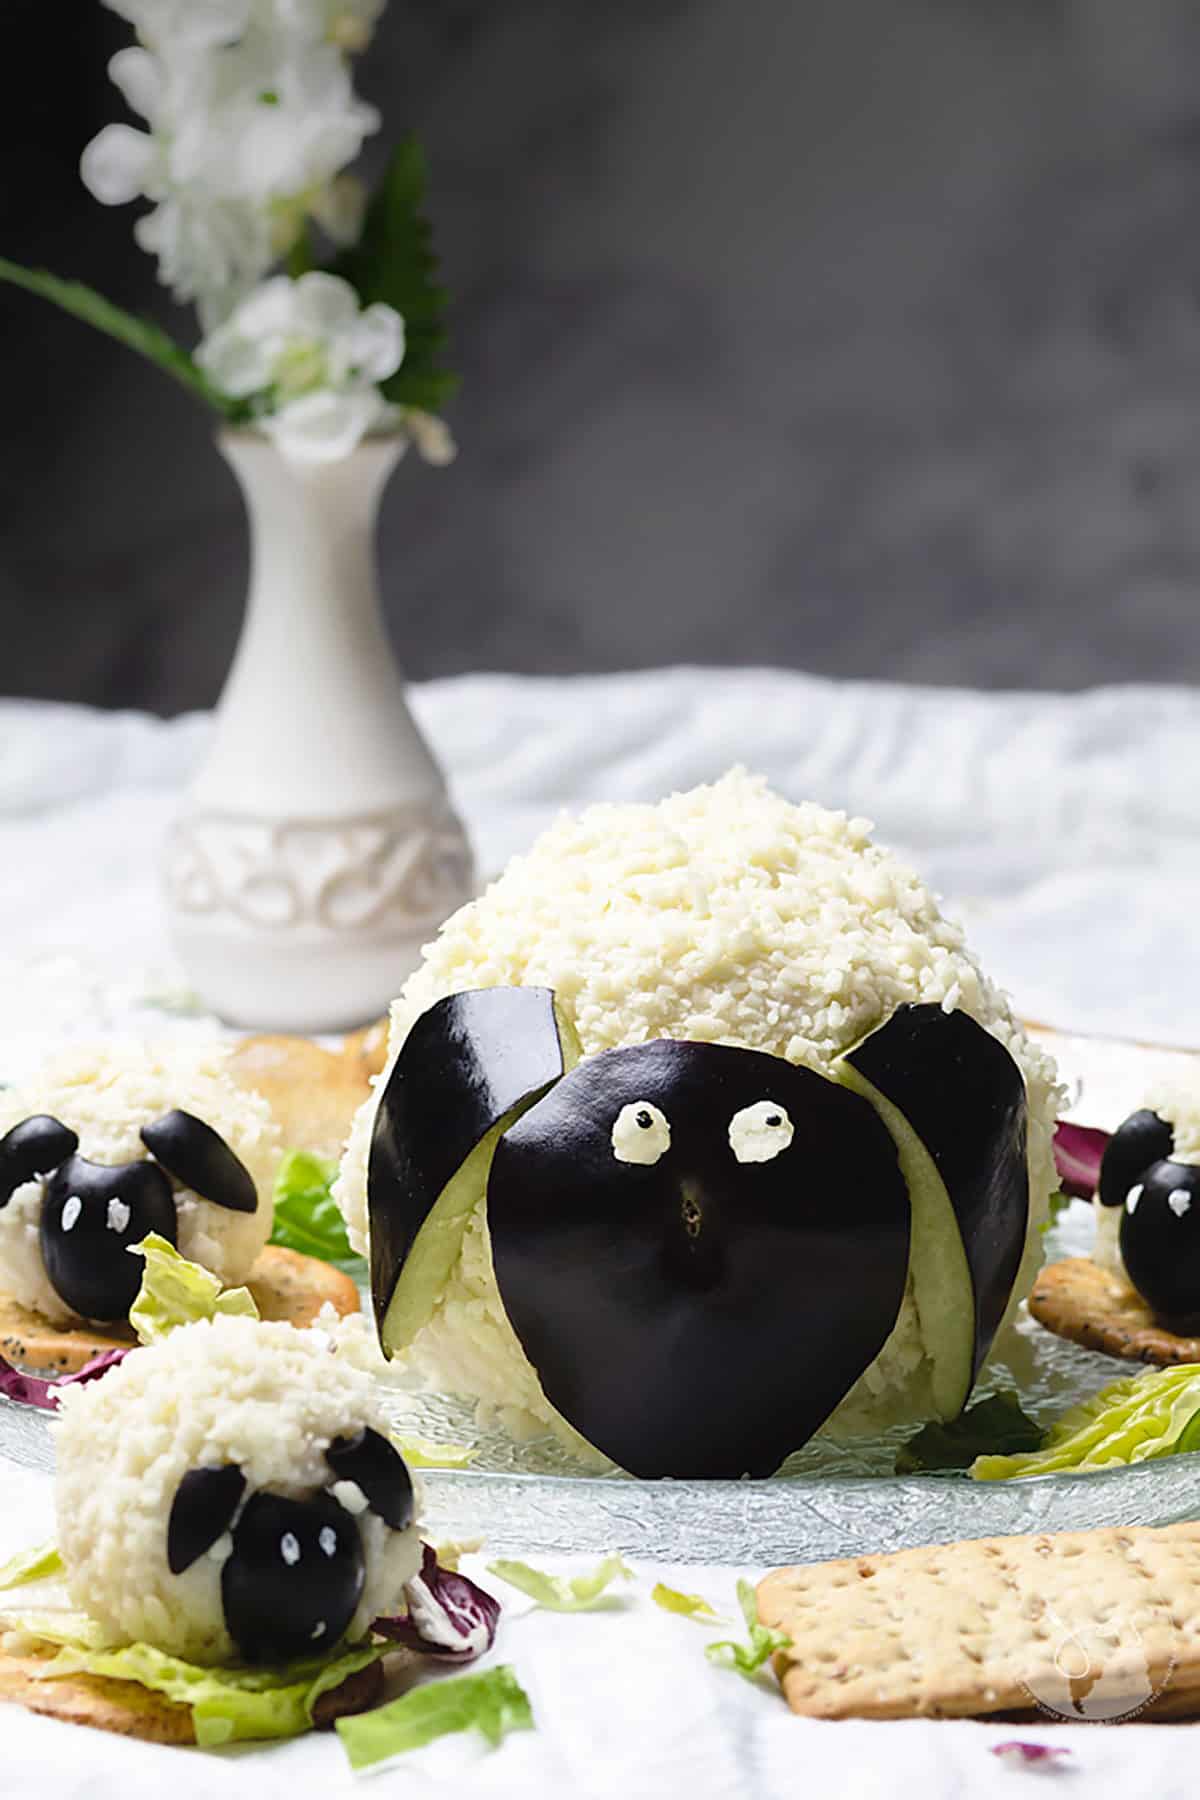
[1019,1601,1176,1723]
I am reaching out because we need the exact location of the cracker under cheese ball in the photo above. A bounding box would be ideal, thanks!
[54,1315,421,1665]
[337,770,1062,1477]
[0,1042,280,1327]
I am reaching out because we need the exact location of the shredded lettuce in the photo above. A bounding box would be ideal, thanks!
[896,1392,1043,1474]
[38,1638,385,1748]
[651,1582,721,1622]
[0,1610,116,1653]
[486,1554,633,1612]
[0,1543,63,1592]
[971,1364,1200,1480]
[705,1580,790,1681]
[270,1150,363,1272]
[128,1234,258,1344]
[336,1664,533,1771]
[394,1436,476,1470]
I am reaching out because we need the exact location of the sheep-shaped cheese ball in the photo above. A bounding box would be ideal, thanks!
[337,769,1062,1452]
[54,1315,421,1665]
[0,1041,280,1327]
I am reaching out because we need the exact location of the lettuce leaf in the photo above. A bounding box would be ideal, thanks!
[39,1639,386,1748]
[486,1554,632,1612]
[0,1543,63,1592]
[394,1435,476,1470]
[270,1151,363,1272]
[896,1392,1043,1474]
[336,1664,532,1771]
[0,1610,116,1652]
[705,1580,790,1681]
[971,1363,1200,1480]
[651,1582,721,1622]
[128,1234,258,1344]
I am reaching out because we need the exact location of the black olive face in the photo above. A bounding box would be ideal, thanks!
[1119,1161,1200,1326]
[221,1491,366,1665]
[40,1155,177,1322]
[0,1116,79,1209]
[1098,1110,1175,1210]
[488,1040,910,1479]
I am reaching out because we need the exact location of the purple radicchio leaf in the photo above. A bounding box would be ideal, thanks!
[1053,1120,1109,1201]
[373,1543,501,1664]
[991,1741,1073,1770]
[0,1346,130,1412]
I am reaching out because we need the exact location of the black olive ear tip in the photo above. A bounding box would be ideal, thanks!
[167,1465,247,1575]
[1098,1110,1176,1209]
[326,1426,415,1531]
[0,1115,79,1210]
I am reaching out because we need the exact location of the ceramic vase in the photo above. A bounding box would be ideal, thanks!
[164,429,474,1032]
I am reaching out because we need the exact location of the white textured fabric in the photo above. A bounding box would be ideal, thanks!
[0,668,1196,1793]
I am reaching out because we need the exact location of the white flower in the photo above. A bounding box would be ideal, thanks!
[102,0,253,50]
[276,0,385,51]
[102,0,382,52]
[197,272,406,462]
[80,29,380,320]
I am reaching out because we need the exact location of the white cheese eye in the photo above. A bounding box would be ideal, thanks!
[612,1101,671,1166]
[729,1101,794,1165]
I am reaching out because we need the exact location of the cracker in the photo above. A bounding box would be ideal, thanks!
[342,1018,389,1082]
[758,1521,1200,1721]
[1028,1255,1200,1366]
[0,1246,360,1375]
[0,1646,384,1744]
[228,1033,373,1164]
[0,1651,195,1743]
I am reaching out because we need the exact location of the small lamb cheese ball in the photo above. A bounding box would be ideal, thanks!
[54,1315,421,1665]
[0,1040,280,1326]
[337,770,1062,1447]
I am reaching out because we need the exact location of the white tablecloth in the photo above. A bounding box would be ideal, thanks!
[0,666,1197,1798]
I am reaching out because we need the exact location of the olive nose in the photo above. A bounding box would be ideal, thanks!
[40,1155,177,1322]
[661,1176,725,1290]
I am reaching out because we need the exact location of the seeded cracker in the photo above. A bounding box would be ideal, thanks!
[0,1649,384,1744]
[1029,1255,1200,1366]
[0,1244,360,1374]
[758,1521,1200,1721]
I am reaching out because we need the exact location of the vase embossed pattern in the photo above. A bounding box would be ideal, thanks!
[165,430,474,1031]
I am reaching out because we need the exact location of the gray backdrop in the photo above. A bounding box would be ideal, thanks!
[4,0,1200,712]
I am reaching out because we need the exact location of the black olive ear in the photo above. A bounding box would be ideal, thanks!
[141,1111,258,1214]
[1098,1110,1175,1209]
[326,1427,414,1531]
[0,1116,79,1209]
[167,1465,247,1574]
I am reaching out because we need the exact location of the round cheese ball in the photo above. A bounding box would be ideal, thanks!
[54,1315,421,1664]
[0,1041,280,1325]
[337,769,1062,1447]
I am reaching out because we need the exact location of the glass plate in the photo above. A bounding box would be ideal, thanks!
[8,1203,1200,1563]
